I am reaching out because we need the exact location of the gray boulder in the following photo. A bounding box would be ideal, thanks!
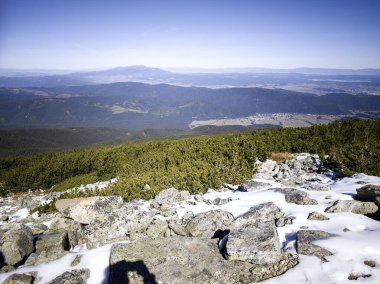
[227,222,281,265]
[237,181,272,192]
[296,230,335,261]
[304,183,331,191]
[27,232,70,265]
[253,159,278,179]
[308,212,329,221]
[76,202,155,248]
[145,219,169,239]
[47,269,89,284]
[154,188,190,207]
[276,188,318,205]
[325,200,378,215]
[55,196,123,224]
[68,222,87,248]
[109,237,297,284]
[181,211,194,225]
[0,224,34,269]
[226,202,283,265]
[168,222,189,236]
[27,223,49,235]
[49,214,73,232]
[233,202,283,226]
[357,184,380,206]
[185,210,234,237]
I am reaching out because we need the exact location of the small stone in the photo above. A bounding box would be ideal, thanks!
[143,184,151,190]
[348,273,371,281]
[364,260,376,267]
[70,255,82,267]
[307,212,329,221]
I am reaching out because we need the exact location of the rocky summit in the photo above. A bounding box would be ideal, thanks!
[0,153,380,283]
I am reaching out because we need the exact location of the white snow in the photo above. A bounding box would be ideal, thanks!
[1,169,379,283]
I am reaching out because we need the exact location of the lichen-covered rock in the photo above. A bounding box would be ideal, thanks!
[55,196,123,224]
[77,202,155,248]
[109,237,296,284]
[27,232,70,265]
[181,211,194,225]
[248,252,299,282]
[168,221,189,236]
[185,210,234,237]
[3,273,36,284]
[47,269,89,284]
[325,200,378,215]
[276,188,318,205]
[154,188,190,207]
[68,222,87,248]
[235,202,284,226]
[308,212,329,221]
[49,214,73,232]
[226,203,283,265]
[296,230,335,261]
[227,222,281,265]
[26,223,49,235]
[0,224,34,269]
[276,216,295,227]
[110,238,241,284]
[145,219,168,239]
[253,159,278,180]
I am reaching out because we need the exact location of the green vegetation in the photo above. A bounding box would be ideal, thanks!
[49,173,100,192]
[1,120,379,201]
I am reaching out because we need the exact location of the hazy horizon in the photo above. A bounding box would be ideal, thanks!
[1,0,380,70]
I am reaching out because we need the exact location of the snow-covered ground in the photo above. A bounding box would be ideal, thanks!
[1,172,380,283]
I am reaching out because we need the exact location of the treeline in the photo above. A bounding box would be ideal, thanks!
[0,120,379,200]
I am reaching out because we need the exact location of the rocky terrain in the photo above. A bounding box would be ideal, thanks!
[0,153,380,283]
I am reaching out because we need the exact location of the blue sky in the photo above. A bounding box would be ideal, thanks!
[0,0,379,69]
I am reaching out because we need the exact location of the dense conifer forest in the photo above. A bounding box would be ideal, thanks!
[0,120,379,203]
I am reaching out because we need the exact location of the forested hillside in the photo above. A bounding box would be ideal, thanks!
[1,120,378,200]
[1,83,379,129]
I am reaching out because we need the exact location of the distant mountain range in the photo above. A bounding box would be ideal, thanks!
[1,65,380,89]
[0,82,379,129]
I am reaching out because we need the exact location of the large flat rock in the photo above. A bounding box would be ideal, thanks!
[109,237,297,283]
[109,237,249,284]
[55,196,123,224]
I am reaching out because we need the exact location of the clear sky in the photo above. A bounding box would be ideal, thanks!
[0,0,379,70]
